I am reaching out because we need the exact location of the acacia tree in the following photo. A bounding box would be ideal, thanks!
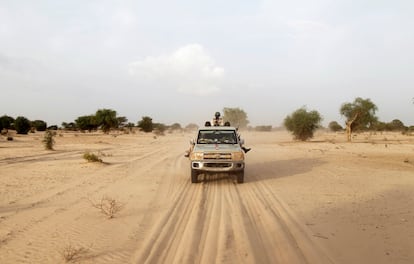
[75,115,98,132]
[340,97,378,142]
[284,107,322,141]
[95,109,118,133]
[117,116,128,128]
[222,107,249,129]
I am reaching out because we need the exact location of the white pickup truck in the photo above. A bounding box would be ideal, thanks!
[189,126,245,183]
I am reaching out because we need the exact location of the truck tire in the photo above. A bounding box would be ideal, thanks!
[236,170,244,184]
[191,169,199,183]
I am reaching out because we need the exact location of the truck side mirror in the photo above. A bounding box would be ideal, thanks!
[190,139,195,145]
[239,139,245,145]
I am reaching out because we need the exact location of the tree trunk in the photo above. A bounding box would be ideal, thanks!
[346,121,352,142]
[346,113,359,142]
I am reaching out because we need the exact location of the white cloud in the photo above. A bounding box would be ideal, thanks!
[128,44,224,96]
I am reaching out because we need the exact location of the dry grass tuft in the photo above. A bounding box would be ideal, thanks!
[61,244,90,262]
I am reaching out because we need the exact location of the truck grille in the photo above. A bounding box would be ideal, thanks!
[204,153,232,160]
[204,163,232,168]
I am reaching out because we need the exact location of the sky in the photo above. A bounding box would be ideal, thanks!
[1,0,413,127]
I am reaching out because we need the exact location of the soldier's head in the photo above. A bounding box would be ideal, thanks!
[214,112,220,119]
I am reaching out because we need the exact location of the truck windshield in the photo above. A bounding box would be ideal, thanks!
[197,130,238,144]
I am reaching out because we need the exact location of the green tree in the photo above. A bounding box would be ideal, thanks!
[0,115,14,131]
[95,109,118,133]
[137,116,153,132]
[14,116,31,134]
[340,97,378,142]
[328,121,343,132]
[284,107,322,141]
[388,119,406,131]
[117,116,128,128]
[75,115,98,132]
[223,107,249,129]
[32,120,47,131]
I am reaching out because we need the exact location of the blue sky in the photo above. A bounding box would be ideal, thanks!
[1,0,413,127]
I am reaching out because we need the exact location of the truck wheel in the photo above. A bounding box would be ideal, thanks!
[236,170,244,184]
[191,169,199,183]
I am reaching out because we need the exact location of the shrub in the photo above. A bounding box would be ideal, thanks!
[14,116,31,134]
[89,195,123,219]
[83,152,102,162]
[60,244,90,262]
[284,107,322,141]
[42,130,55,150]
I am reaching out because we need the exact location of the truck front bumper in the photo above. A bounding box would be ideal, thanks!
[191,160,244,172]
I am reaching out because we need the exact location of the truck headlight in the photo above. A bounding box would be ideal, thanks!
[190,152,204,160]
[232,152,244,160]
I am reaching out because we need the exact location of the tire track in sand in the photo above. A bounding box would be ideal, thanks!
[133,173,334,264]
[0,145,171,263]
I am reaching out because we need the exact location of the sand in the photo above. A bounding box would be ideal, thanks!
[0,130,413,263]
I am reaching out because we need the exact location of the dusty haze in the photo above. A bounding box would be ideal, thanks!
[0,130,413,263]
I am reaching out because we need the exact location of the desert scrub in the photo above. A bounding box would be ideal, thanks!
[42,130,55,150]
[89,195,124,219]
[60,244,91,262]
[83,152,102,162]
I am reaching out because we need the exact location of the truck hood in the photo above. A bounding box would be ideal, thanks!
[194,144,242,152]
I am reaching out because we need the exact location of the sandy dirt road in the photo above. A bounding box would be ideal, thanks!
[0,131,413,263]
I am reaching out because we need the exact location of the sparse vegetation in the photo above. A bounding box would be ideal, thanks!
[42,130,55,150]
[83,152,102,163]
[255,125,272,132]
[89,195,124,219]
[329,121,343,132]
[60,244,91,262]
[184,123,199,132]
[153,123,167,136]
[170,123,182,131]
[284,107,322,141]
